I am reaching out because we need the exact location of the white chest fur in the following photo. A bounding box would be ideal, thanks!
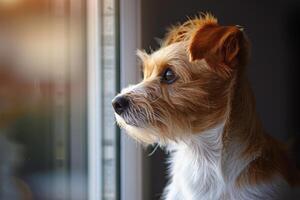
[163,124,287,200]
[164,124,225,200]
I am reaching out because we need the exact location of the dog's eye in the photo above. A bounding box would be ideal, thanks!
[161,68,177,84]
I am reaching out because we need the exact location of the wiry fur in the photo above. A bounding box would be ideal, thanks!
[164,124,291,200]
[162,13,218,47]
[164,123,225,200]
[113,13,299,199]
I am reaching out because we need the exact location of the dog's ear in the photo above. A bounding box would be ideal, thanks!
[189,23,248,77]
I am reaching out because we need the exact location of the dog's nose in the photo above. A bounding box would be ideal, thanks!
[112,96,129,115]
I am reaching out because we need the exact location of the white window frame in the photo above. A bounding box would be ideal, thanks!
[87,0,143,199]
[87,0,102,200]
[119,0,143,200]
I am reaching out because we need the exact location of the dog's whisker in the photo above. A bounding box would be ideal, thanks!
[147,143,160,156]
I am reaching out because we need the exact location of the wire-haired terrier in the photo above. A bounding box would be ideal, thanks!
[112,14,299,200]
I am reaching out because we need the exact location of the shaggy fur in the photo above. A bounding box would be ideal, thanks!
[113,14,299,199]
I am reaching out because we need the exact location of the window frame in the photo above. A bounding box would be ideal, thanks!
[87,0,103,200]
[119,0,143,200]
[87,0,143,199]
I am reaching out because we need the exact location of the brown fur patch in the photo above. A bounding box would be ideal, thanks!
[162,13,218,46]
[189,24,244,77]
[235,132,300,187]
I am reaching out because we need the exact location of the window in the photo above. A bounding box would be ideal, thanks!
[0,0,122,199]
[87,0,120,199]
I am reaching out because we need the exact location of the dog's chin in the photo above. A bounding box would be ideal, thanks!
[115,114,158,144]
[115,113,140,127]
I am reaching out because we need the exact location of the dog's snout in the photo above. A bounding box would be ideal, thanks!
[112,96,129,115]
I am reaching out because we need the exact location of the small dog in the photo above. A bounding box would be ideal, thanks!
[112,14,299,199]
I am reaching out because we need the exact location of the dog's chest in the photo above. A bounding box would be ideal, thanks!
[164,134,286,200]
[168,145,226,200]
[164,125,230,200]
[166,147,260,200]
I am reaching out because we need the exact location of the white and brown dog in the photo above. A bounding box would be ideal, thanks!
[112,14,299,200]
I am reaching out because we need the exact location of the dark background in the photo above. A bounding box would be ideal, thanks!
[140,0,300,199]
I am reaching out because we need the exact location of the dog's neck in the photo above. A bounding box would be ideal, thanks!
[166,123,225,199]
[165,75,266,199]
[224,72,265,159]
[168,122,225,161]
[169,69,263,151]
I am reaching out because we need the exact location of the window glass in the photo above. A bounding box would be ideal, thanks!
[102,0,119,199]
[0,0,119,199]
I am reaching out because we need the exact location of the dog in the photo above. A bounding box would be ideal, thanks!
[112,14,299,200]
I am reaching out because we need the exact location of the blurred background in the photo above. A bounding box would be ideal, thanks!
[0,0,118,199]
[0,0,299,200]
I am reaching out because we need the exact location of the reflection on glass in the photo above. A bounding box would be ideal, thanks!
[0,0,119,199]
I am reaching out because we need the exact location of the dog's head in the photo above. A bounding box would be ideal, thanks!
[112,14,249,145]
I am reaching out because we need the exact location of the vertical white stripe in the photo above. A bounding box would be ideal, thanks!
[87,0,102,199]
[120,0,143,200]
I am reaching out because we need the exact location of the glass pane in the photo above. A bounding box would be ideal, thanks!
[0,0,87,199]
[0,0,119,199]
[102,0,118,199]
